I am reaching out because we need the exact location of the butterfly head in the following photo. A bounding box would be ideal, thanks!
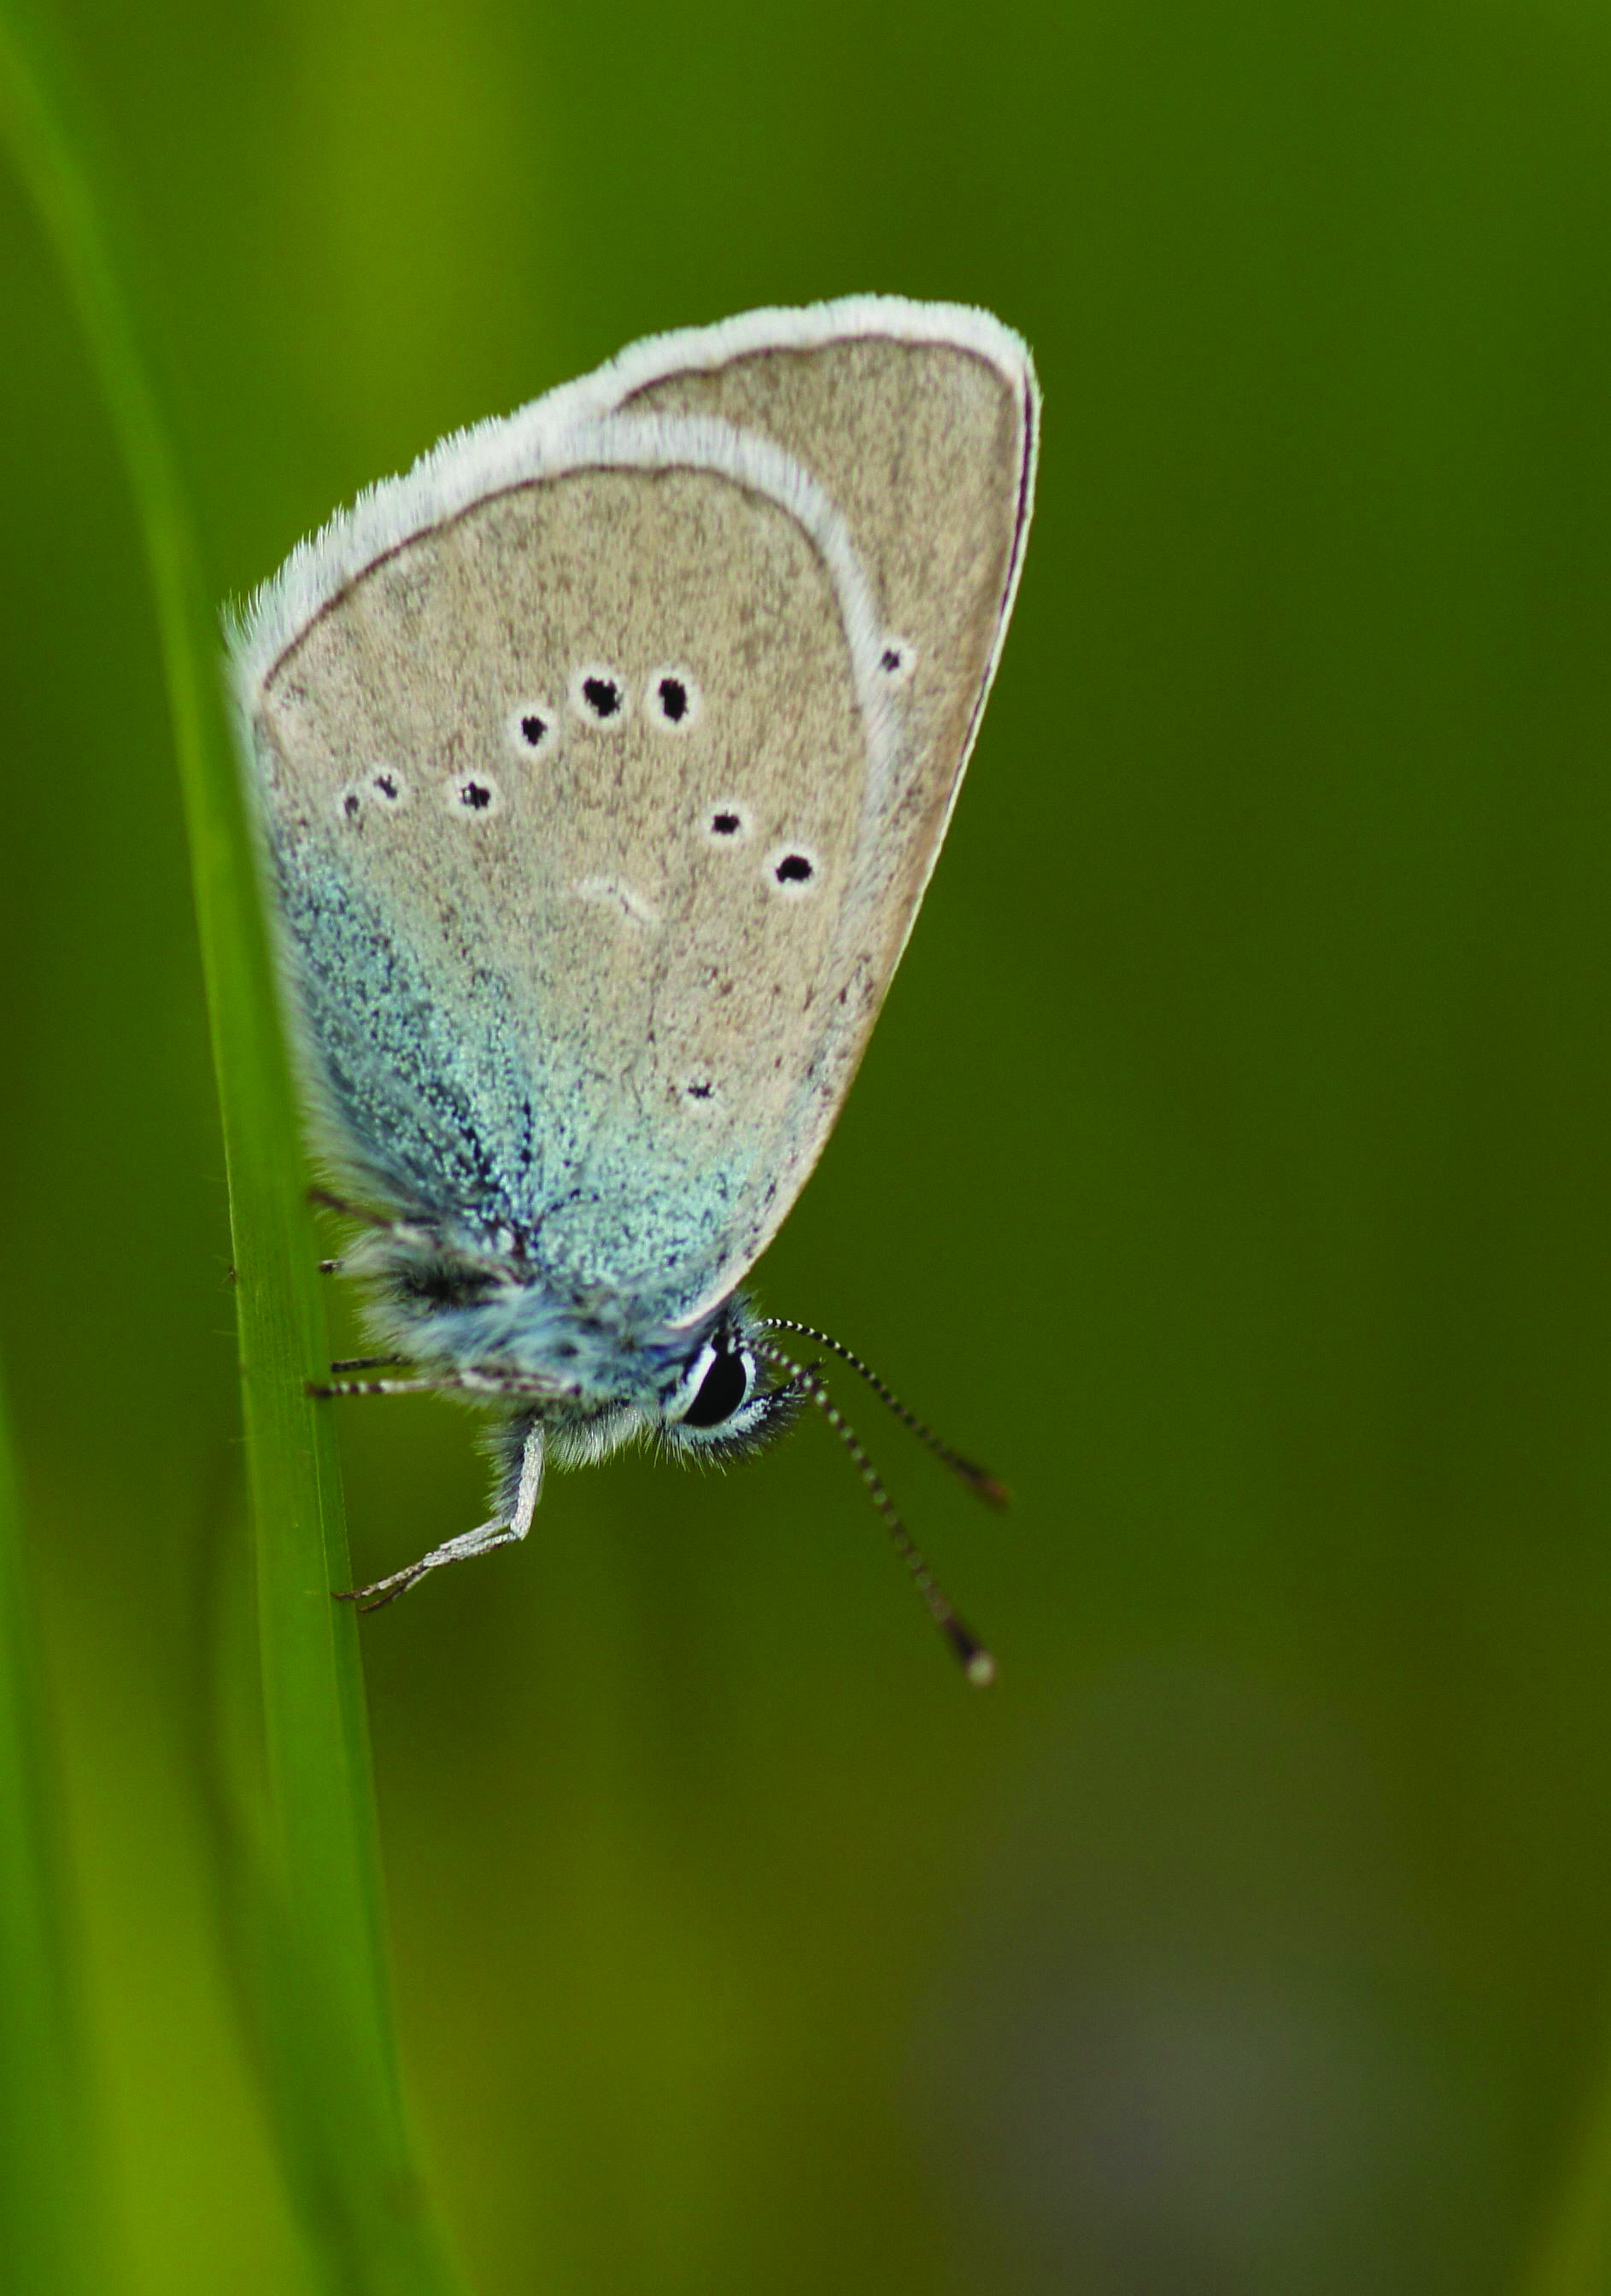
[654,1297,803,1461]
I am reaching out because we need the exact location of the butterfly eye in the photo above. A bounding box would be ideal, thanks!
[679,1340,753,1430]
[571,665,629,726]
[646,667,701,731]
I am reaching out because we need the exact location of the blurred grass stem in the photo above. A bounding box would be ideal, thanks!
[0,8,467,2288]
[1520,2053,1611,2296]
[0,1358,98,2291]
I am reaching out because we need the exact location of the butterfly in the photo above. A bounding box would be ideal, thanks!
[230,296,1038,1678]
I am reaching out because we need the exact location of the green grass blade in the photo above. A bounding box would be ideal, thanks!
[0,1356,100,2293]
[0,13,467,2291]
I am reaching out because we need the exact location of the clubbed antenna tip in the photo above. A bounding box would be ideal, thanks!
[946,1619,998,1688]
[963,1467,1011,1513]
[756,1336,998,1685]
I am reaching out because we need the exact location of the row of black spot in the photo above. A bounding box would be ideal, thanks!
[510,629,915,756]
[338,769,818,889]
[513,667,698,755]
[339,635,914,819]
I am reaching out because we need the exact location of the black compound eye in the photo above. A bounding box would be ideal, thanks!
[682,1343,750,1429]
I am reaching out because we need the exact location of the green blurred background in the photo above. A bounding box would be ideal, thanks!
[5,0,1611,2287]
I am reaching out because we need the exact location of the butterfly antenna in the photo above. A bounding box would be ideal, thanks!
[761,1318,1008,1508]
[755,1338,995,1686]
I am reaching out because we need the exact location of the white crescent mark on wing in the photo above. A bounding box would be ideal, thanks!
[573,876,660,928]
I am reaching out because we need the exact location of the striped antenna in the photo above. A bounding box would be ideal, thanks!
[761,1317,1007,1507]
[755,1338,995,1686]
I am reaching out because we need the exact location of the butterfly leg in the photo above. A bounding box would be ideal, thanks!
[308,1188,439,1258]
[308,1375,446,1398]
[335,1420,546,1613]
[308,1186,396,1227]
[308,1371,570,1399]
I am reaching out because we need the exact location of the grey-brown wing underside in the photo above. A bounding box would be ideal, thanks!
[243,426,897,1322]
[562,299,1040,979]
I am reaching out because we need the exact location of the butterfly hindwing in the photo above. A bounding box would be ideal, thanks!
[243,419,896,1319]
